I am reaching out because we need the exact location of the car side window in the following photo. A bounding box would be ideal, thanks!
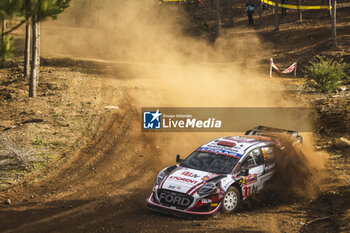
[241,149,262,170]
[261,147,274,165]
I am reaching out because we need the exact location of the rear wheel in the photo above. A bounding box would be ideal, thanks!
[221,186,240,213]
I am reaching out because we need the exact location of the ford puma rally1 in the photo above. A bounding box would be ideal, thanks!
[147,126,302,216]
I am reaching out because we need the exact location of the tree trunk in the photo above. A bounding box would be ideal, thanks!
[37,21,40,83]
[24,20,31,77]
[1,19,6,42]
[275,0,279,30]
[227,0,233,27]
[298,0,302,22]
[329,0,332,17]
[216,0,221,34]
[29,19,40,98]
[331,0,337,47]
[259,0,262,25]
[209,0,213,9]
[186,0,191,10]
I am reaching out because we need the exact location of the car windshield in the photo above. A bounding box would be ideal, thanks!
[180,151,239,174]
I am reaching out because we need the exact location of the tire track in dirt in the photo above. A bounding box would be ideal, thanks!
[0,99,165,232]
[0,64,295,233]
[0,52,333,232]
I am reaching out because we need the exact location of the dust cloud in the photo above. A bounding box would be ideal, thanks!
[268,134,328,200]
[42,0,285,107]
[41,0,327,201]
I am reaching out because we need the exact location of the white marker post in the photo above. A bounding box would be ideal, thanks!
[270,58,273,78]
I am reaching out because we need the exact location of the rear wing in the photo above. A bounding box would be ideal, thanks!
[245,125,303,144]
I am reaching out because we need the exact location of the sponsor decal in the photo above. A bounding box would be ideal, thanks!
[203,143,240,153]
[159,192,191,207]
[201,174,217,181]
[168,176,199,185]
[197,146,241,158]
[221,178,232,190]
[239,174,257,186]
[245,174,257,185]
[143,110,161,129]
[201,199,212,204]
[242,185,258,199]
[239,177,245,185]
[168,185,181,190]
[222,183,230,190]
[181,171,200,178]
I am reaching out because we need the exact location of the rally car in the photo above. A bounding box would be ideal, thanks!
[147,126,302,216]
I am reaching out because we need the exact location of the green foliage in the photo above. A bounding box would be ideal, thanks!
[0,0,71,61]
[29,0,71,21]
[304,55,349,93]
[0,0,71,26]
[32,137,43,145]
[0,35,14,61]
[0,0,24,20]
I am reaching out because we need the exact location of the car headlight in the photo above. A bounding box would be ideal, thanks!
[198,182,216,195]
[155,171,166,185]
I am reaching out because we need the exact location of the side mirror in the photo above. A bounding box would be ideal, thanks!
[240,168,249,176]
[176,154,183,163]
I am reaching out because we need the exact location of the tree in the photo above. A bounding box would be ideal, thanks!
[24,20,30,76]
[216,0,221,34]
[29,17,39,97]
[24,0,31,77]
[208,0,214,10]
[297,0,302,22]
[227,0,233,27]
[331,0,337,47]
[26,0,71,97]
[0,1,26,38]
[0,0,23,61]
[0,0,71,96]
[259,0,262,25]
[274,0,279,30]
[1,19,6,42]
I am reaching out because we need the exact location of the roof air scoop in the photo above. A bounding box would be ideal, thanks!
[217,141,236,147]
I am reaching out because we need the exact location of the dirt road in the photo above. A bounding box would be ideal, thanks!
[1,0,349,232]
[0,59,349,233]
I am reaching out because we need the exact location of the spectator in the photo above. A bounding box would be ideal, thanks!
[246,0,255,26]
[262,2,268,10]
[281,0,288,17]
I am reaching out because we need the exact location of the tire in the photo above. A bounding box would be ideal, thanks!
[221,186,240,213]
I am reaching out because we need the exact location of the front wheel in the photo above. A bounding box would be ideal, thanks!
[221,186,240,213]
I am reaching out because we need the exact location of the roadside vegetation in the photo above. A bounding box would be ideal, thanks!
[0,0,71,97]
[305,55,349,93]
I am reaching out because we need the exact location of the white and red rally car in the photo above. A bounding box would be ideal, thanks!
[147,126,302,216]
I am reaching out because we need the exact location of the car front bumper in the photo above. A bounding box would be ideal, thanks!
[146,192,222,216]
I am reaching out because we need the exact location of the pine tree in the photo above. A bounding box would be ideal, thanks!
[0,0,71,96]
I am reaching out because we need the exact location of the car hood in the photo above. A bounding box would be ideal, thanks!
[160,167,219,194]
